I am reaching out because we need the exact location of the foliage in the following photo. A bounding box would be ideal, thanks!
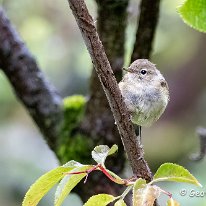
[152,163,201,186]
[177,0,206,32]
[84,194,117,206]
[91,144,118,166]
[22,145,201,206]
[22,162,83,206]
[167,198,180,206]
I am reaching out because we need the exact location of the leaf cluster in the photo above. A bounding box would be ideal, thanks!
[22,145,201,206]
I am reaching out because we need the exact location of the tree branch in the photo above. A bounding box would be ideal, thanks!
[131,0,161,61]
[78,0,129,201]
[190,127,206,161]
[67,0,152,180]
[0,7,63,151]
[80,0,128,172]
[95,0,128,78]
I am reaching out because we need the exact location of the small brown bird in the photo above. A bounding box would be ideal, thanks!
[119,59,169,129]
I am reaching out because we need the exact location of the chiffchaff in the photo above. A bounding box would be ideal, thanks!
[119,59,169,128]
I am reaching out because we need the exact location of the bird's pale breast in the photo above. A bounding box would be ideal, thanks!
[119,81,169,127]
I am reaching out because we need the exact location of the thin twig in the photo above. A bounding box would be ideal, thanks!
[67,0,152,180]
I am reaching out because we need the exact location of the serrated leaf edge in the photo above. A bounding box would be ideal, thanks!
[152,163,202,187]
[83,194,117,206]
[177,0,206,33]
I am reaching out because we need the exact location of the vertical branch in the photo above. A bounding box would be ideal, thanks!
[131,0,161,61]
[96,0,128,79]
[81,0,129,172]
[82,0,128,148]
[0,7,63,151]
[67,0,152,180]
[79,0,129,201]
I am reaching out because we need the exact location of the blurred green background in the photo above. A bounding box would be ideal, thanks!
[0,0,206,205]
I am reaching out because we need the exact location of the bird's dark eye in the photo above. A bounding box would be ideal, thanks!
[140,69,147,75]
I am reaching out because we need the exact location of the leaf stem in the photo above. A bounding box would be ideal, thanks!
[64,164,99,175]
[98,165,123,184]
[121,185,133,199]
[65,164,138,186]
[159,188,172,198]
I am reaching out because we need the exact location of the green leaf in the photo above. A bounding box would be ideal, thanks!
[55,165,92,206]
[133,179,161,206]
[153,163,202,187]
[84,194,116,206]
[108,144,118,156]
[22,162,78,206]
[133,178,147,191]
[178,0,206,32]
[91,145,118,165]
[114,199,127,206]
[62,160,83,167]
[167,198,180,206]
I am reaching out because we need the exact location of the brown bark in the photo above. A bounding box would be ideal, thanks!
[67,0,152,181]
[131,0,161,61]
[0,7,63,151]
[78,0,129,201]
[80,0,128,171]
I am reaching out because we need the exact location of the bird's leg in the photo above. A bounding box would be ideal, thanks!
[134,125,142,144]
[139,126,142,142]
[135,125,144,160]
